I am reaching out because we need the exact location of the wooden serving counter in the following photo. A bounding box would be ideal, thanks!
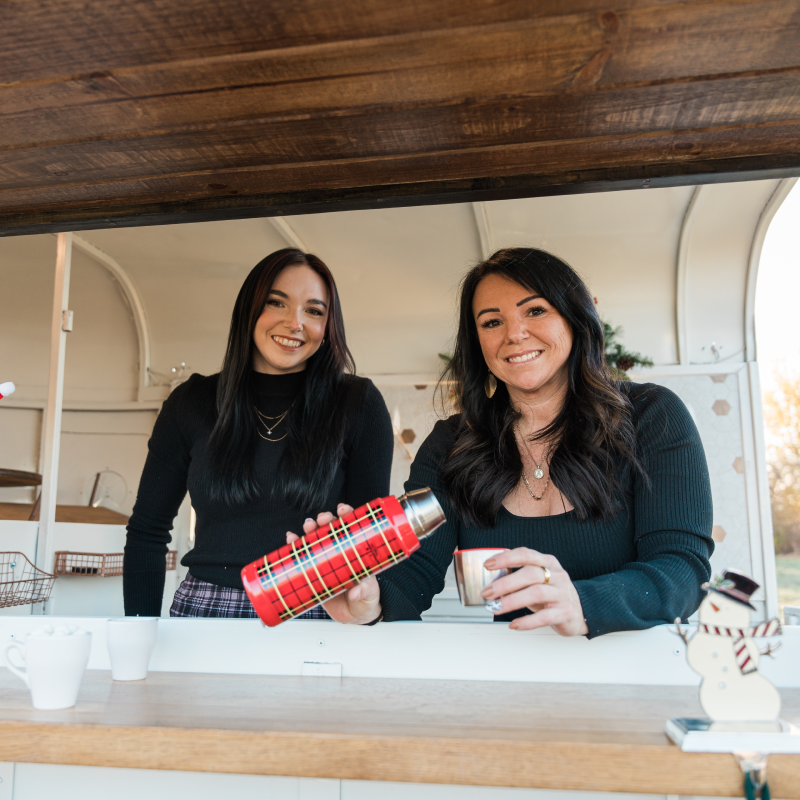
[0,670,798,796]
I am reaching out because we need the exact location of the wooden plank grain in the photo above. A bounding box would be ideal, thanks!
[0,95,800,198]
[0,722,797,795]
[2,1,799,144]
[3,73,799,185]
[0,0,681,83]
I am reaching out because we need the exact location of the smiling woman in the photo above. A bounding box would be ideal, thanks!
[251,266,329,374]
[369,247,716,637]
[122,248,393,619]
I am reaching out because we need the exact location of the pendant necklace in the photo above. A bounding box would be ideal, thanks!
[516,425,549,501]
[254,405,291,441]
[521,470,549,501]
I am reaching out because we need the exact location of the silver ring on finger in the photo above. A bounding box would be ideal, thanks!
[541,566,550,585]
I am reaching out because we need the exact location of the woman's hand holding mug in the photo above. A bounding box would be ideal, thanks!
[481,548,589,637]
[286,503,382,625]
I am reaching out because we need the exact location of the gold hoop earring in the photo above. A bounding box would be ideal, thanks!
[484,372,497,399]
[321,337,326,345]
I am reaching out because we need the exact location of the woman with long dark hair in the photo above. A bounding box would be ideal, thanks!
[325,247,714,636]
[123,248,392,621]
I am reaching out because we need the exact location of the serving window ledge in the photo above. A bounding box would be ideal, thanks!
[0,619,797,797]
[0,617,795,687]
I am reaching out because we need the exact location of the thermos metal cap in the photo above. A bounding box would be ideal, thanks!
[398,488,446,539]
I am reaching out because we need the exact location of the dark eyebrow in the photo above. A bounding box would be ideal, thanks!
[476,294,542,318]
[268,289,328,310]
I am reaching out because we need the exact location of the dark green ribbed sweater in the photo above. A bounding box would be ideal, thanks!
[376,382,714,637]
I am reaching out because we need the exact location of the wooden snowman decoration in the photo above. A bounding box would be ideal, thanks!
[677,569,782,722]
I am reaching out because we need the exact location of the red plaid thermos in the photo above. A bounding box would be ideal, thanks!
[241,488,445,626]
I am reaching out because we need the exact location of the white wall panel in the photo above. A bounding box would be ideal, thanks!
[8,763,684,800]
[0,234,55,395]
[12,763,337,800]
[484,186,695,366]
[57,410,155,512]
[289,203,480,375]
[684,180,779,366]
[81,219,290,380]
[63,250,140,402]
[0,408,40,503]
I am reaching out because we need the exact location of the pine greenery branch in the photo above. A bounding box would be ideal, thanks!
[602,321,653,380]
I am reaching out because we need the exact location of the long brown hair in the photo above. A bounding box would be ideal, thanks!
[439,247,646,526]
[208,248,355,507]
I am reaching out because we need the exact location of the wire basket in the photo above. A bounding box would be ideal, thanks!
[54,550,178,577]
[0,552,55,608]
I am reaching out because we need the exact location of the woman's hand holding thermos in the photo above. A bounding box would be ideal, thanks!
[285,503,382,625]
[244,489,444,626]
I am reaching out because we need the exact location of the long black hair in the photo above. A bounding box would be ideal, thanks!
[207,248,355,508]
[439,247,645,527]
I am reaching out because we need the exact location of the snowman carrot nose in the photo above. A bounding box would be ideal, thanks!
[711,602,720,612]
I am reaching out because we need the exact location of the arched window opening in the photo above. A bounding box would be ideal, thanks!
[755,180,800,618]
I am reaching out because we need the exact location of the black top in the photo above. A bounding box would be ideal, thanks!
[123,370,394,616]
[377,383,714,638]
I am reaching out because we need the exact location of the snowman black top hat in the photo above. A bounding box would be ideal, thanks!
[702,567,758,610]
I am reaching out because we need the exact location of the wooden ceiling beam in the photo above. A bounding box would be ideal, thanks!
[1,154,796,238]
[1,0,799,234]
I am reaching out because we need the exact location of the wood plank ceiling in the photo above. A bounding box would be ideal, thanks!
[2,0,800,234]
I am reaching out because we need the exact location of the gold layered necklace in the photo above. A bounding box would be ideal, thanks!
[254,405,292,442]
[516,425,549,501]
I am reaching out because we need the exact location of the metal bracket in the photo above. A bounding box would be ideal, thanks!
[61,309,73,332]
[735,751,768,799]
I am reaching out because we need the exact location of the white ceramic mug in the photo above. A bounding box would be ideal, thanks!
[107,617,158,681]
[2,625,92,710]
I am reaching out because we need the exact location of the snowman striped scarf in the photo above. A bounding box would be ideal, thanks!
[699,619,782,674]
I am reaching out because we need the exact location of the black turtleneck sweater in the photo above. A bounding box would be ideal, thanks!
[123,370,393,617]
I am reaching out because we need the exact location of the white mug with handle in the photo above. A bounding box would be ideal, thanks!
[2,625,92,710]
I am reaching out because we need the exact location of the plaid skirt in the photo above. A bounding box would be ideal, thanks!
[170,573,331,620]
